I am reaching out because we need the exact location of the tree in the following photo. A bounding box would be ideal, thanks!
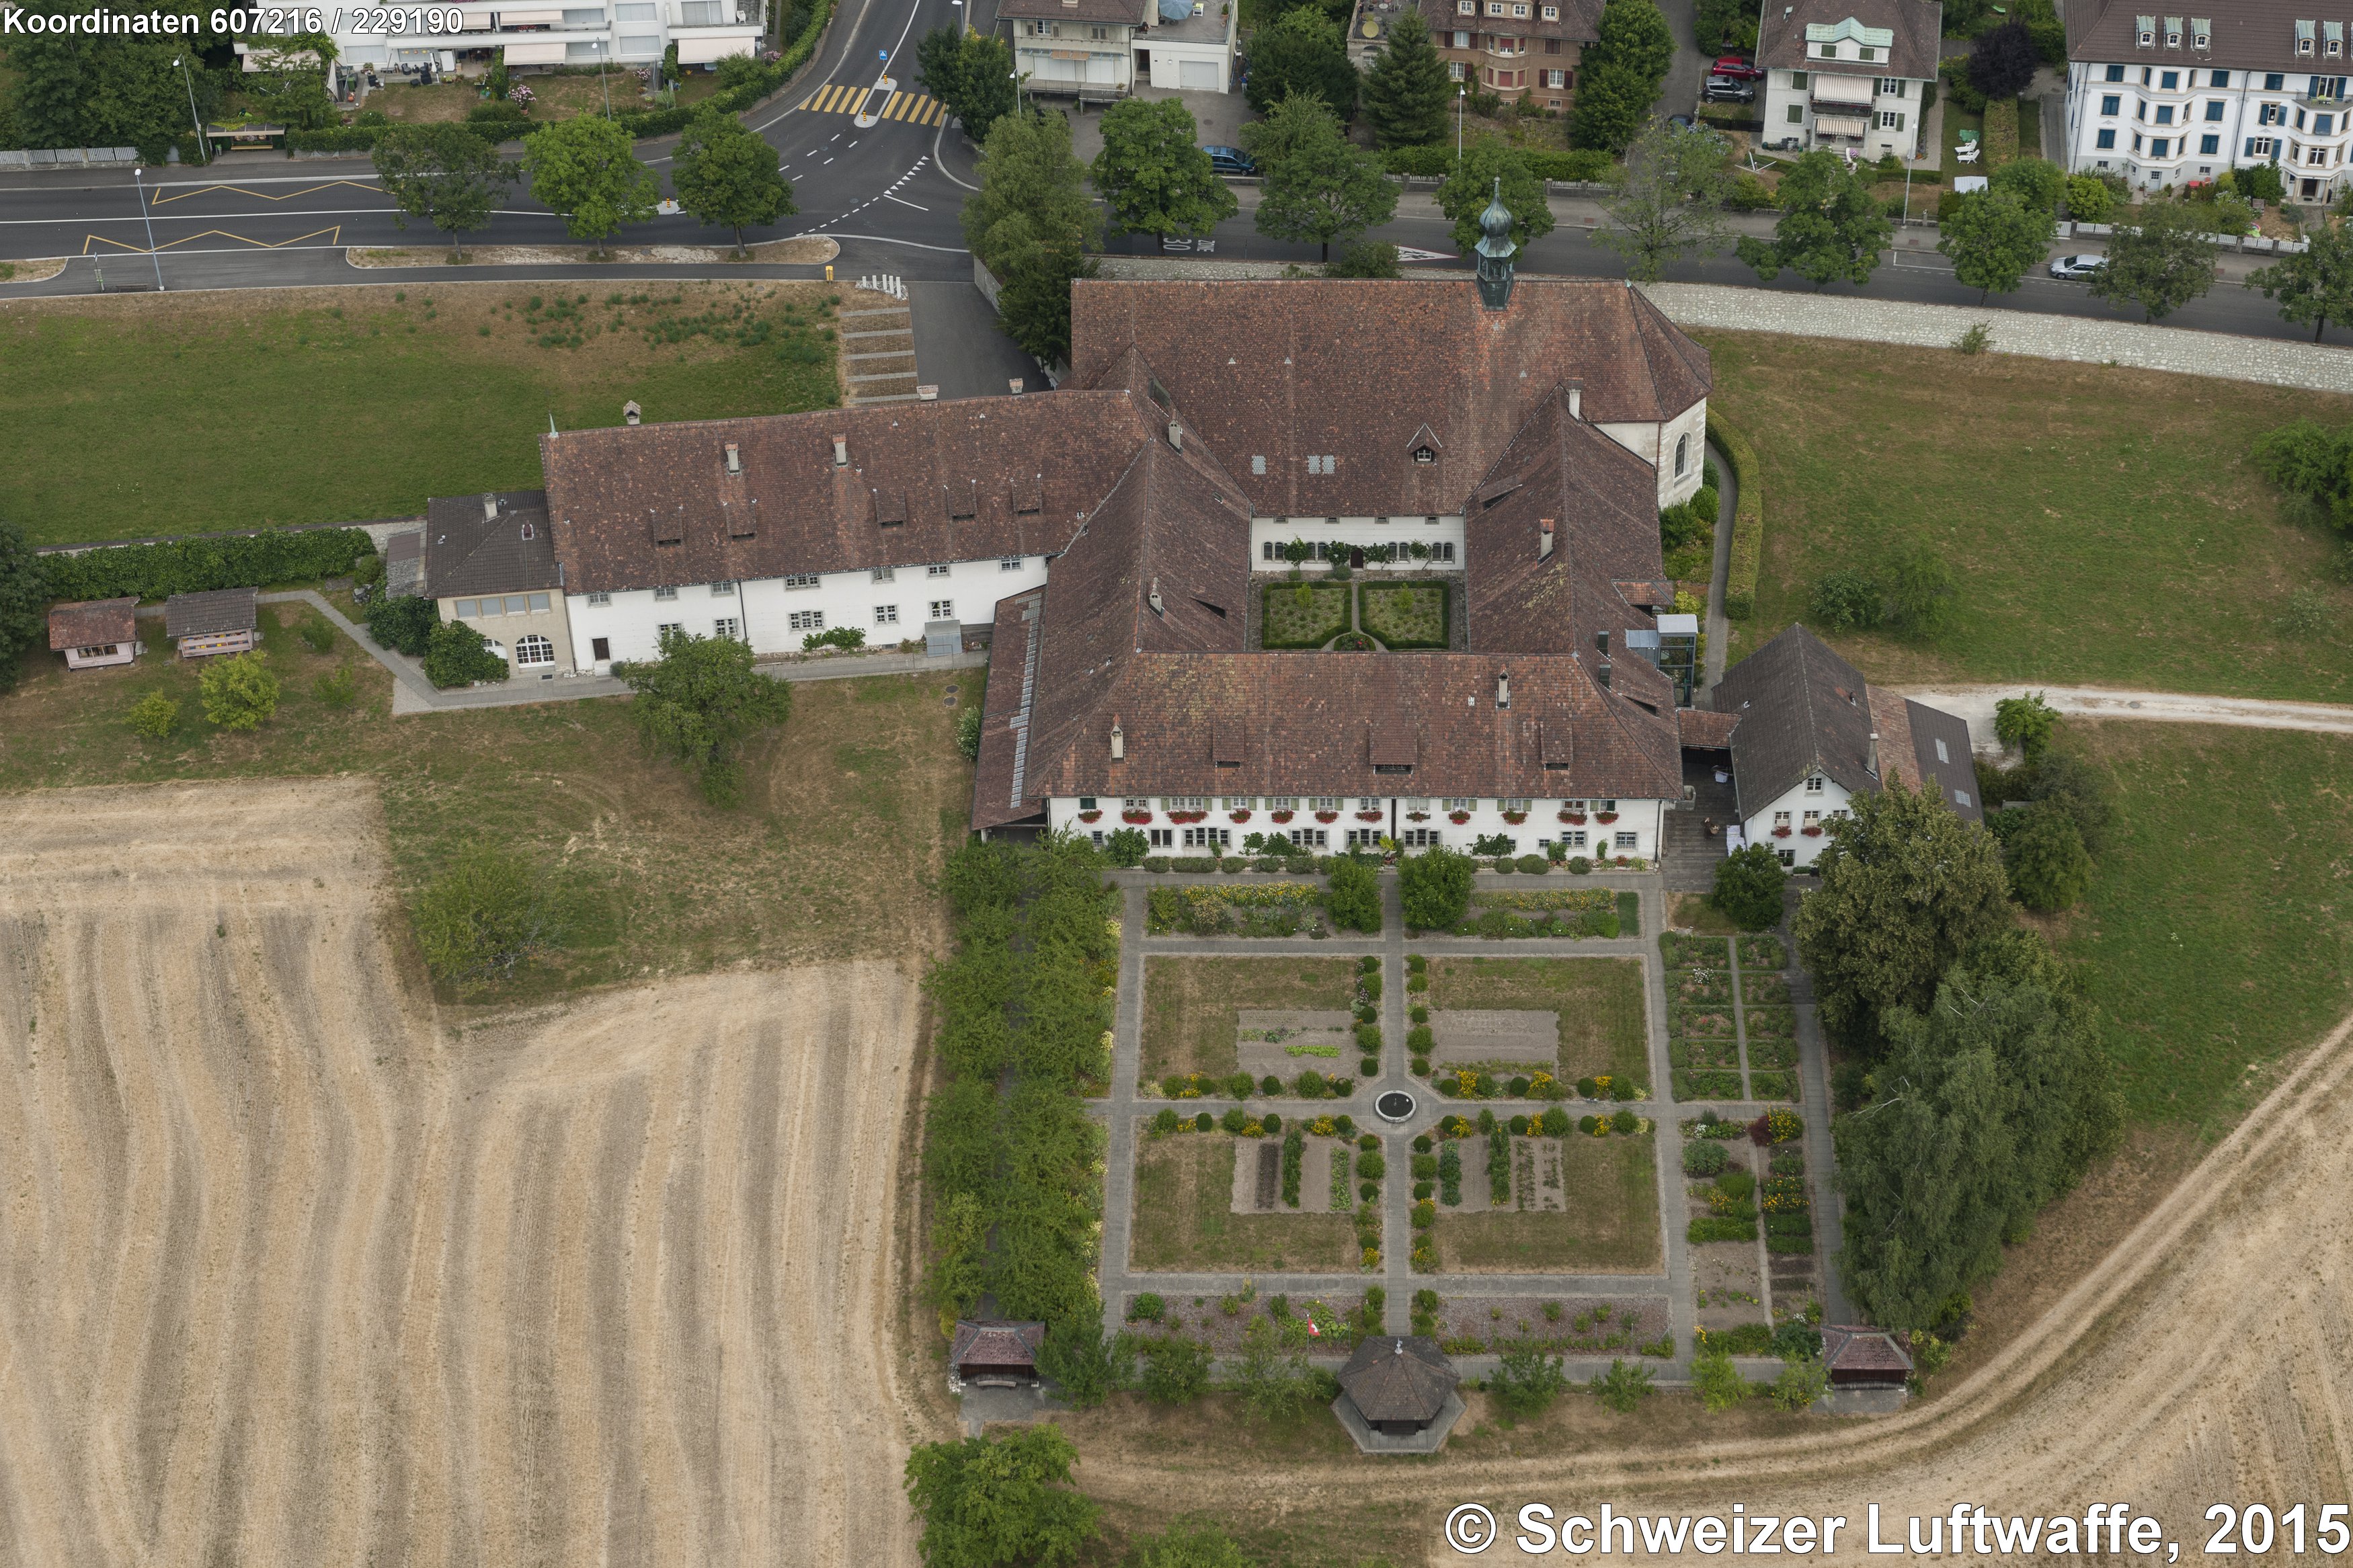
[1735,151,1890,288]
[1793,777,2012,1054]
[915,24,969,114]
[371,123,513,261]
[1710,843,1788,931]
[1988,155,2065,214]
[1767,1356,1829,1411]
[616,625,793,806]
[2249,219,2353,342]
[1232,1315,1320,1421]
[1885,540,1956,637]
[1243,91,1398,261]
[1329,239,1402,276]
[423,620,510,689]
[128,690,180,738]
[2024,749,2114,855]
[1104,827,1149,867]
[1137,1335,1213,1403]
[903,1426,1101,1568]
[1398,843,1476,929]
[1595,115,1736,283]
[1324,856,1382,933]
[1437,135,1555,251]
[0,518,47,692]
[1937,188,2052,303]
[2254,417,2353,528]
[2065,173,2114,222]
[521,114,660,253]
[413,848,554,983]
[1035,1321,1132,1408]
[672,108,793,257]
[198,650,279,731]
[1129,1524,1254,1568]
[7,21,229,155]
[1568,0,1675,151]
[964,109,1102,365]
[2003,804,2091,912]
[916,28,1019,146]
[1967,20,2038,100]
[1588,1358,1655,1412]
[2089,199,2217,321]
[1690,1345,1749,1410]
[1092,97,1236,245]
[1363,9,1450,149]
[364,592,440,657]
[1993,691,2058,761]
[1491,1346,1570,1417]
[1244,6,1360,116]
[1809,567,1882,630]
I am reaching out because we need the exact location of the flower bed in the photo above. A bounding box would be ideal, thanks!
[1261,581,1351,649]
[1146,881,1326,938]
[1659,933,1730,968]
[1738,934,1787,971]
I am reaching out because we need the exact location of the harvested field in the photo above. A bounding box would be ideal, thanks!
[0,779,928,1567]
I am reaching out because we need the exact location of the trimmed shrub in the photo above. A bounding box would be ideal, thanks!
[1154,1108,1181,1132]
[1195,1110,1215,1131]
[1682,1141,1730,1176]
[1611,1108,1638,1134]
[1131,1292,1165,1321]
[42,528,376,601]
[127,690,180,738]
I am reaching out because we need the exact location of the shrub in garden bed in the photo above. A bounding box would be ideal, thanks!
[1660,933,1731,967]
[1673,1069,1746,1101]
[1738,934,1787,970]
[1145,880,1326,936]
[1682,1141,1730,1176]
[1747,1036,1798,1070]
[1749,1071,1799,1101]
[1743,1005,1796,1038]
[1750,1108,1804,1143]
[1672,1039,1741,1070]
[1437,1142,1463,1204]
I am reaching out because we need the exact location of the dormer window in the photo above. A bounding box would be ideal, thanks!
[1858,44,1874,59]
[2298,19,2317,54]
[1414,445,1436,464]
[2191,16,2210,48]
[2138,13,2157,46]
[1540,3,1556,15]
[1814,40,1836,56]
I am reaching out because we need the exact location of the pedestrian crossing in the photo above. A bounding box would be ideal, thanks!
[796,83,947,124]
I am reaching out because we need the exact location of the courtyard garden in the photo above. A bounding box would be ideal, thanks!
[1422,956,1648,1086]
[1260,582,1350,649]
[1412,1116,1661,1274]
[1357,581,1451,649]
[1140,956,1360,1082]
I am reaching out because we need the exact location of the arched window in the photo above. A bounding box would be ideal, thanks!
[514,634,555,666]
[1674,434,1689,476]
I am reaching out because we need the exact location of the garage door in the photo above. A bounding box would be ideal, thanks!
[1179,57,1218,89]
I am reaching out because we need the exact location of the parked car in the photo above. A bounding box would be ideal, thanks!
[1701,76,1757,101]
[2048,253,2107,279]
[1711,55,1765,79]
[1202,144,1256,175]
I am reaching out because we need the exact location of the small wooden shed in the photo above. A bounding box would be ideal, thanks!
[1821,1325,1915,1389]
[949,1320,1046,1387]
[1337,1336,1458,1436]
[47,597,140,669]
[163,587,259,659]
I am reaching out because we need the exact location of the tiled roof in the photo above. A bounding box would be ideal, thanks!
[48,596,136,650]
[1757,0,1942,78]
[424,491,559,599]
[1822,1323,1915,1376]
[949,1319,1047,1366]
[1068,279,1710,521]
[539,394,1161,595]
[1679,708,1740,747]
[973,591,1050,831]
[1903,696,1983,823]
[1712,624,1880,815]
[1413,0,1604,42]
[1337,1336,1458,1422]
[163,587,257,639]
[2067,0,2315,69]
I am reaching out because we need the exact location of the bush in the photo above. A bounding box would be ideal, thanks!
[1490,1346,1569,1416]
[127,690,180,738]
[1710,843,1788,931]
[1328,240,1402,278]
[2004,803,2092,912]
[1691,1346,1750,1410]
[1611,1108,1638,1134]
[198,651,280,731]
[1139,1336,1213,1404]
[365,592,440,657]
[1324,856,1382,932]
[1589,1358,1656,1413]
[40,528,376,602]
[296,616,338,653]
[1682,1141,1729,1176]
[1293,1069,1327,1098]
[413,848,553,983]
[1153,1108,1180,1133]
[311,665,358,708]
[1355,1022,1382,1054]
[1222,1106,1249,1133]
[424,620,510,689]
[1129,1292,1165,1321]
[1355,1151,1386,1180]
[1809,568,1882,630]
[954,704,983,761]
[1104,827,1148,867]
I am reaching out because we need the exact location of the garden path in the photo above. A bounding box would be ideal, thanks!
[1701,437,1736,696]
[1895,683,2353,743]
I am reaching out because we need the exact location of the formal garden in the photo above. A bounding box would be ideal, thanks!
[1255,577,1459,651]
[1663,932,1800,1102]
[1419,955,1649,1087]
[1138,859,1383,934]
[1129,1120,1381,1273]
[1355,581,1451,649]
[1141,956,1369,1085]
[1408,1113,1661,1274]
[1435,884,1641,939]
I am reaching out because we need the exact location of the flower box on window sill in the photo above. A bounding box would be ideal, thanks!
[1355,810,1384,822]
[1448,811,1472,825]
[1502,811,1527,825]
[1595,811,1619,824]
[1122,811,1153,825]
[1771,825,1793,838]
[1171,810,1207,824]
[1800,825,1824,837]
[1406,811,1431,822]
[1271,810,1295,823]
[1558,811,1587,825]
[1315,811,1341,823]
[1078,810,1103,823]
[1228,809,1252,823]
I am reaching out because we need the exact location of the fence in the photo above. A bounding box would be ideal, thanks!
[0,147,139,169]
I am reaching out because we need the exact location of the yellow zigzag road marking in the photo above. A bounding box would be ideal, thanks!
[81,225,344,254]
[148,179,379,207]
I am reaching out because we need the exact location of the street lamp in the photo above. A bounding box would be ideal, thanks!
[594,38,611,118]
[132,168,165,292]
[1457,85,1466,162]
[171,56,204,164]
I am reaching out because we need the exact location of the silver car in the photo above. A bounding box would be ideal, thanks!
[2048,253,2106,279]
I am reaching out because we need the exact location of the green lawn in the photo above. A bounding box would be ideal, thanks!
[1705,335,2353,701]
[1433,1132,1660,1272]
[0,282,842,546]
[1359,580,1449,649]
[1129,1133,1360,1272]
[1428,956,1649,1085]
[1260,582,1349,649]
[2055,720,2353,1136]
[1140,956,1358,1079]
[0,604,970,998]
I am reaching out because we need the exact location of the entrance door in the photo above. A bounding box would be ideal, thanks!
[2304,177,2323,198]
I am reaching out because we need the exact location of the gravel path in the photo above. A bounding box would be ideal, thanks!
[1895,683,2353,746]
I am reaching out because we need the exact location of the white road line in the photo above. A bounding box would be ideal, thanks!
[883,194,928,210]
[790,231,969,253]
[929,119,978,192]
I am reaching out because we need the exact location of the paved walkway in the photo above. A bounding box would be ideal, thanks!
[1700,436,1736,696]
[1644,282,2353,394]
[1895,684,2353,746]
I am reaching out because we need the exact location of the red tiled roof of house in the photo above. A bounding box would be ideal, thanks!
[1823,1324,1915,1376]
[1679,708,1740,747]
[48,597,137,651]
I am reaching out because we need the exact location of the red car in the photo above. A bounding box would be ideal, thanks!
[1712,55,1765,79]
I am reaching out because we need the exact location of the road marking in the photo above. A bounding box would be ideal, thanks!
[81,224,341,254]
[149,178,381,207]
[883,193,928,210]
[791,86,943,123]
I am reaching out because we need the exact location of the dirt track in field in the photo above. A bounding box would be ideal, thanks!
[0,779,930,1568]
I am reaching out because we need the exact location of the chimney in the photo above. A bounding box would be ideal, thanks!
[724,442,742,474]
[1538,517,1555,560]
[1496,671,1511,709]
[1168,421,1183,450]
[481,494,498,521]
[832,434,848,467]
[1564,380,1583,419]
[1597,658,1613,690]
[1110,717,1125,760]
[1868,732,1881,777]
[1148,577,1165,616]
[623,399,641,426]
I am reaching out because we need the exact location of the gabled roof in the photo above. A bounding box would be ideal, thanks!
[1068,279,1709,521]
[48,597,136,650]
[1757,0,1942,78]
[1711,624,1881,816]
[1869,688,1983,823]
[1337,1336,1458,1422]
[163,587,257,639]
[949,1319,1046,1366]
[425,491,559,598]
[1412,0,1604,42]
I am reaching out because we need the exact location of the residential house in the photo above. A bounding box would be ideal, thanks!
[1756,0,1941,159]
[1403,0,1602,106]
[426,491,578,677]
[1002,0,1148,99]
[163,588,258,659]
[46,597,140,669]
[1137,0,1240,93]
[1704,623,1981,868]
[2063,0,2353,199]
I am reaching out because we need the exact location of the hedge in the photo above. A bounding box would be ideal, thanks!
[1380,145,1613,182]
[41,528,378,602]
[617,0,835,139]
[1708,412,1764,621]
[288,126,385,153]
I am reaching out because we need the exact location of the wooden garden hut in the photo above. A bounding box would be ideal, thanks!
[163,587,259,659]
[949,1320,1045,1387]
[1821,1325,1914,1389]
[47,597,139,669]
[1337,1336,1458,1436]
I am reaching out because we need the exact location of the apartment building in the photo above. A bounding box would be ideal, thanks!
[1406,0,1603,109]
[251,0,765,81]
[1755,0,1942,159]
